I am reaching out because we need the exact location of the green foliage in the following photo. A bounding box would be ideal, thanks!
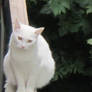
[27,0,92,80]
[75,0,92,14]
[87,5,92,14]
[87,39,92,45]
[48,0,70,15]
[41,0,70,15]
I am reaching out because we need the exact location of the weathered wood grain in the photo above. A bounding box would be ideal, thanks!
[9,0,29,27]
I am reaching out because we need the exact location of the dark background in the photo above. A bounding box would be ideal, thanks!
[26,0,92,92]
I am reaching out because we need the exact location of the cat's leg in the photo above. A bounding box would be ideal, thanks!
[3,55,17,86]
[34,89,37,92]
[26,82,37,92]
[26,87,35,92]
[26,86,35,92]
[13,68,26,92]
[4,56,26,92]
[9,62,25,92]
[26,77,36,92]
[16,80,25,92]
[26,83,35,92]
[4,82,16,92]
[4,56,17,92]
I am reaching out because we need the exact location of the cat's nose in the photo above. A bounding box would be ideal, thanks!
[21,46,25,48]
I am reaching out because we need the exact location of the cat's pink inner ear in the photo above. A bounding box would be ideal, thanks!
[14,19,21,32]
[35,27,45,35]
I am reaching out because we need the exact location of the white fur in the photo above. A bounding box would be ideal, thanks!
[3,24,55,92]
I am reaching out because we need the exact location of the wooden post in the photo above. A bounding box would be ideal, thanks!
[0,0,5,92]
[9,0,29,27]
[3,0,29,32]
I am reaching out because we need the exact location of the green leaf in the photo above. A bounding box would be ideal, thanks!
[48,0,70,16]
[86,5,92,14]
[40,5,52,14]
[87,39,92,45]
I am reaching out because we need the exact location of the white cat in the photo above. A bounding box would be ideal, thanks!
[3,20,55,92]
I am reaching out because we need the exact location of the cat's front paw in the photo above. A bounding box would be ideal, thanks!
[26,87,35,92]
[16,87,26,92]
[34,89,37,92]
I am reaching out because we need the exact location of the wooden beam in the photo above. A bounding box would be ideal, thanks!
[0,1,5,92]
[2,0,29,53]
[0,0,2,7]
[0,0,2,14]
[9,0,29,27]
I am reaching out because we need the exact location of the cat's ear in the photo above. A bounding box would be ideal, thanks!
[14,19,21,32]
[35,27,45,35]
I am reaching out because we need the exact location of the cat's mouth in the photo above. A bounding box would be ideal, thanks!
[20,46,27,50]
[21,46,25,49]
[17,45,27,50]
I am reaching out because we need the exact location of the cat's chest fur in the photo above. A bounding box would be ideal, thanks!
[12,48,38,62]
[10,47,41,80]
[11,46,40,70]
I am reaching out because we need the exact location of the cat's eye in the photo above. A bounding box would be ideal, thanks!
[27,40,32,43]
[18,36,22,40]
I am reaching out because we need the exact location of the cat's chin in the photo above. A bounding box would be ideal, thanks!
[16,46,29,50]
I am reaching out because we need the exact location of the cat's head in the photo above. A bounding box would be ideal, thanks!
[12,20,44,49]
